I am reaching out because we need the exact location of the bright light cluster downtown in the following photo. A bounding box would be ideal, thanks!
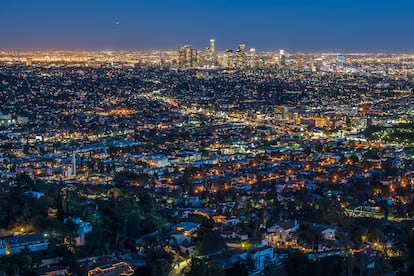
[1,39,414,275]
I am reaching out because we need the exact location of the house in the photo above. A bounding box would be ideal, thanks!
[321,227,336,241]
[64,217,92,246]
[267,219,299,248]
[87,260,134,276]
[170,221,200,246]
[239,246,283,275]
[179,241,197,257]
[236,232,249,241]
[174,222,200,236]
[225,217,241,226]
[212,215,227,224]
[3,233,48,254]
[184,196,205,207]
[135,230,159,249]
[0,240,7,256]
[314,224,337,241]
[37,265,69,276]
[219,230,237,240]
[170,232,191,246]
[219,230,248,241]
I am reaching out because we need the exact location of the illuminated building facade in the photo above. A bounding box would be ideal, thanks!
[225,49,234,68]
[279,50,286,65]
[249,48,256,67]
[336,53,344,69]
[236,44,246,69]
[178,45,198,68]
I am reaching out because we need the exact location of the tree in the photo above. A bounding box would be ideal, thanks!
[0,249,36,275]
[309,256,344,276]
[138,190,156,213]
[15,173,36,190]
[146,246,173,276]
[355,252,369,276]
[184,258,210,276]
[285,251,309,276]
[263,256,279,275]
[296,223,323,251]
[240,255,255,275]
[150,258,171,276]
[97,195,140,250]
[198,230,227,255]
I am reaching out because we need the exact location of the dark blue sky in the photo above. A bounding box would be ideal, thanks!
[1,0,413,52]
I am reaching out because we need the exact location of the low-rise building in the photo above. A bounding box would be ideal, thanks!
[88,260,134,276]
[64,217,92,246]
[37,265,70,276]
[239,246,284,275]
[3,233,48,254]
[267,219,299,248]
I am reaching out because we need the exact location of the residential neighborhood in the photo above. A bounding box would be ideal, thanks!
[0,48,414,275]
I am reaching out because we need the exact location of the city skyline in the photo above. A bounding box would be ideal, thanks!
[1,0,414,52]
[1,2,414,272]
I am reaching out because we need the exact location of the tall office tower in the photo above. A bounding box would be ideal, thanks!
[25,58,32,67]
[279,50,286,65]
[179,45,197,68]
[178,45,186,68]
[225,49,234,68]
[314,57,323,71]
[184,47,192,68]
[209,39,215,54]
[336,53,344,69]
[191,48,198,67]
[236,44,246,69]
[206,39,216,67]
[249,48,256,68]
[274,54,280,65]
[297,57,304,69]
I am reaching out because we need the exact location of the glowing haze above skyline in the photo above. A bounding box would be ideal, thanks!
[0,0,413,52]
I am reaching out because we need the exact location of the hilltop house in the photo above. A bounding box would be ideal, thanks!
[267,219,299,248]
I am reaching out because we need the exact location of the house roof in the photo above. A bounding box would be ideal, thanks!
[4,233,47,246]
[278,219,296,230]
[37,265,69,275]
[175,222,200,232]
[247,245,273,255]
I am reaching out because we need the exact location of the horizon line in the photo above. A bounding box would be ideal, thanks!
[1,48,414,55]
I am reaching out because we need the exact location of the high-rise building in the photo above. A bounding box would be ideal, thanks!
[314,57,323,71]
[249,48,256,68]
[279,50,286,65]
[297,57,304,70]
[25,58,32,67]
[236,44,246,69]
[178,45,198,68]
[206,39,216,67]
[336,53,344,69]
[209,39,215,54]
[184,47,191,68]
[178,45,186,68]
[191,48,198,67]
[225,49,234,68]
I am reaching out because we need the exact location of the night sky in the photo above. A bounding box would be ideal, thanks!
[0,0,413,52]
